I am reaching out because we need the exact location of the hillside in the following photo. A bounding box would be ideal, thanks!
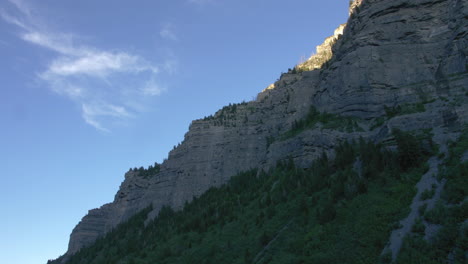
[50,128,468,264]
[50,0,468,263]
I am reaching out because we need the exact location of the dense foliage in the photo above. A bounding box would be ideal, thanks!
[285,107,362,136]
[396,128,468,264]
[130,163,161,178]
[202,101,249,126]
[266,107,362,147]
[50,131,440,264]
[384,103,426,119]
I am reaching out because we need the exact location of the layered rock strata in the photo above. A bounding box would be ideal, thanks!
[63,0,468,259]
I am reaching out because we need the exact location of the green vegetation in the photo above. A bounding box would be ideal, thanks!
[370,116,385,131]
[420,187,435,201]
[372,101,432,131]
[384,102,426,119]
[279,107,362,141]
[288,65,308,74]
[130,162,161,178]
[411,218,426,235]
[393,128,433,171]
[50,130,436,264]
[288,67,300,74]
[439,96,449,102]
[396,201,467,264]
[418,203,427,215]
[266,135,275,148]
[202,102,248,126]
[439,127,468,204]
[266,106,363,147]
[396,127,468,264]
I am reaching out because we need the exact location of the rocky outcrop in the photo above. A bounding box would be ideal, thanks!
[59,0,468,260]
[313,0,467,120]
[296,24,346,71]
[349,0,364,16]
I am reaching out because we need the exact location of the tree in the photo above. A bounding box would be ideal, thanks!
[393,129,422,170]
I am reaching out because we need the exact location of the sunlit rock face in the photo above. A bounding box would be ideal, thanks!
[61,0,467,259]
[296,24,346,71]
[349,0,364,16]
[312,0,467,120]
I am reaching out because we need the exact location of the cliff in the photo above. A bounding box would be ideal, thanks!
[61,0,468,259]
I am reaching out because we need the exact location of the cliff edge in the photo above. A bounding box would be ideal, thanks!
[59,0,468,260]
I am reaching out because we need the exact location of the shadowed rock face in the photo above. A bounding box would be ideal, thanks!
[67,204,113,254]
[61,0,468,259]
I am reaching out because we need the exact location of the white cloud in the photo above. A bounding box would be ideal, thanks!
[22,32,159,77]
[39,74,84,99]
[82,102,133,132]
[21,32,79,55]
[48,52,145,77]
[0,8,29,29]
[163,59,178,75]
[1,0,169,132]
[142,78,165,96]
[160,23,178,41]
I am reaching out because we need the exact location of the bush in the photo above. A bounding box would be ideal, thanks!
[424,202,447,224]
[259,231,271,247]
[418,203,427,215]
[51,137,434,264]
[420,189,435,201]
[317,196,336,224]
[393,129,424,170]
[412,218,425,235]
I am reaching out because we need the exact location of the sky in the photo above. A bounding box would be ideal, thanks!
[0,0,349,263]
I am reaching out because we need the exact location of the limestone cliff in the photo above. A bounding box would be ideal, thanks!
[61,0,467,260]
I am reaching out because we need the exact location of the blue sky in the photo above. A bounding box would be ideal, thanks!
[0,0,349,263]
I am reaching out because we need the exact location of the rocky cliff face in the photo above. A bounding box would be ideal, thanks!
[62,0,467,259]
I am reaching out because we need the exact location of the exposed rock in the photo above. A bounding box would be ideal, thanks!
[313,0,468,119]
[462,151,468,162]
[349,0,364,16]
[296,24,346,71]
[67,204,114,254]
[382,155,444,261]
[59,0,468,260]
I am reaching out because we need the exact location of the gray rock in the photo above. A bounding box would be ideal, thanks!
[462,151,468,162]
[58,0,468,260]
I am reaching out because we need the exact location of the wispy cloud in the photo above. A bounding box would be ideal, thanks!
[8,0,31,16]
[1,0,169,132]
[21,32,80,55]
[82,103,133,132]
[163,59,178,75]
[159,23,178,41]
[46,51,157,78]
[141,78,166,96]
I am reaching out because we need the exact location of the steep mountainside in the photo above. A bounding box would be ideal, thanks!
[57,0,467,261]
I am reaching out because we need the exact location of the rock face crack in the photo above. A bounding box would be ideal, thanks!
[58,0,468,260]
[381,128,463,261]
[381,155,442,261]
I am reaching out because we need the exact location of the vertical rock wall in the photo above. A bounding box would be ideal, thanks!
[61,0,468,259]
